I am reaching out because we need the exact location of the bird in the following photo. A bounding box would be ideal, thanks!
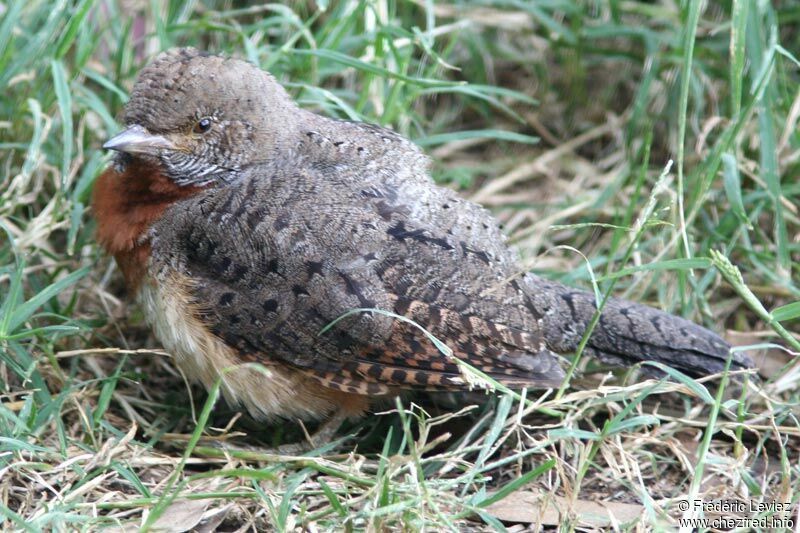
[93,47,753,426]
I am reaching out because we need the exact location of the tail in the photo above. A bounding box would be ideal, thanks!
[524,275,754,376]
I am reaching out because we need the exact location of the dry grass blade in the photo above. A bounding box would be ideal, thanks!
[0,0,797,531]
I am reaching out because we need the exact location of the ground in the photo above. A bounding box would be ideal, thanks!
[1,1,799,531]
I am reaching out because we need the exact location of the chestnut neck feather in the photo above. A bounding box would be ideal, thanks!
[93,159,205,288]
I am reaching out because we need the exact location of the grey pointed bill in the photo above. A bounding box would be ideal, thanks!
[103,125,176,155]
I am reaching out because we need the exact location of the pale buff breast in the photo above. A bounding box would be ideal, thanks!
[135,271,346,421]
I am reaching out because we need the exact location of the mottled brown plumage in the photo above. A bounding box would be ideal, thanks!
[94,48,753,421]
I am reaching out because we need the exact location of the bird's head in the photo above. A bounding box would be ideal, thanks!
[104,48,296,186]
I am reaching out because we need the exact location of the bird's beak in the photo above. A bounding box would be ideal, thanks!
[103,125,176,155]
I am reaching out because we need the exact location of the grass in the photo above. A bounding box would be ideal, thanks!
[1,0,799,530]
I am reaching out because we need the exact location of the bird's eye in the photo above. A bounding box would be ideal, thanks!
[193,117,212,134]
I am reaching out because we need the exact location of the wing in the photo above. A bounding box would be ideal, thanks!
[150,166,564,394]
